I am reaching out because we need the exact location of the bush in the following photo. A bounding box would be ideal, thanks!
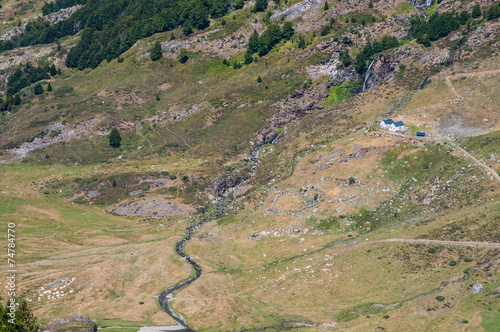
[464,257,473,262]
[169,174,177,180]
[449,260,457,266]
[257,75,262,83]
[178,49,189,63]
[436,296,445,302]
[168,186,177,192]
[428,248,436,253]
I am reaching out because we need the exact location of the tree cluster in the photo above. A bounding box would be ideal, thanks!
[246,22,294,59]
[486,2,500,20]
[354,35,399,74]
[411,12,462,46]
[1,0,244,70]
[0,300,39,331]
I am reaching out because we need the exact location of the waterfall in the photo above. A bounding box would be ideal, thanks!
[425,0,432,6]
[362,60,375,92]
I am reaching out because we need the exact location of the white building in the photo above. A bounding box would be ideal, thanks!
[380,119,406,133]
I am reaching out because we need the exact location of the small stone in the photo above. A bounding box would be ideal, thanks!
[472,284,483,294]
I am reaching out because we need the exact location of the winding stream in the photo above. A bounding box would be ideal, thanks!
[157,138,272,330]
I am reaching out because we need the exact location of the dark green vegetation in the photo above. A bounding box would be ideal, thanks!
[409,2,500,47]
[246,22,294,58]
[1,63,58,112]
[150,42,163,61]
[108,128,122,148]
[354,35,400,74]
[1,0,244,69]
[0,300,39,332]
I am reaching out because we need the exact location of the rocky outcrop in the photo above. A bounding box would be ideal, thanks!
[257,85,328,144]
[208,174,240,195]
[106,196,197,217]
[42,315,95,332]
[0,118,102,163]
[1,5,81,41]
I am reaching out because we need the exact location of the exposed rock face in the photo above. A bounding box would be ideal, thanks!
[0,118,102,163]
[208,174,240,195]
[106,196,197,217]
[1,5,82,41]
[42,314,95,332]
[44,5,82,24]
[257,85,328,144]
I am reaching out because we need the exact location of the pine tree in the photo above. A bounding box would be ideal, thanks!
[253,0,268,12]
[282,21,295,40]
[47,83,53,92]
[150,42,162,61]
[257,75,262,83]
[324,1,329,10]
[297,36,306,49]
[33,84,44,95]
[15,300,39,332]
[156,93,160,101]
[14,94,21,105]
[50,64,57,76]
[108,128,122,148]
[244,51,253,64]
[248,30,260,54]
[471,4,481,18]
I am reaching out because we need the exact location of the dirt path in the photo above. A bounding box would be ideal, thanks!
[445,138,500,185]
[445,76,461,99]
[380,130,500,185]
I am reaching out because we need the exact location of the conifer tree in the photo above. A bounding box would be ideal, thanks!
[108,128,122,148]
[150,42,162,61]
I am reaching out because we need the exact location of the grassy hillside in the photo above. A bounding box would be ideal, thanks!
[0,0,499,330]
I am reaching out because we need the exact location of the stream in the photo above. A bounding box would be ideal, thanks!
[157,138,273,331]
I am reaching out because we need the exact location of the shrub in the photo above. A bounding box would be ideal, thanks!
[257,75,262,83]
[169,175,177,180]
[436,296,445,302]
[168,186,177,192]
[464,257,473,262]
[449,260,457,266]
[428,248,436,253]
[178,49,189,63]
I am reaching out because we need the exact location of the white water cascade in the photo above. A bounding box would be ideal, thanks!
[425,0,432,6]
[362,60,375,92]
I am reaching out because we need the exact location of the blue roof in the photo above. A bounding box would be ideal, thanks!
[383,119,394,124]
[393,121,404,127]
[416,132,425,136]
